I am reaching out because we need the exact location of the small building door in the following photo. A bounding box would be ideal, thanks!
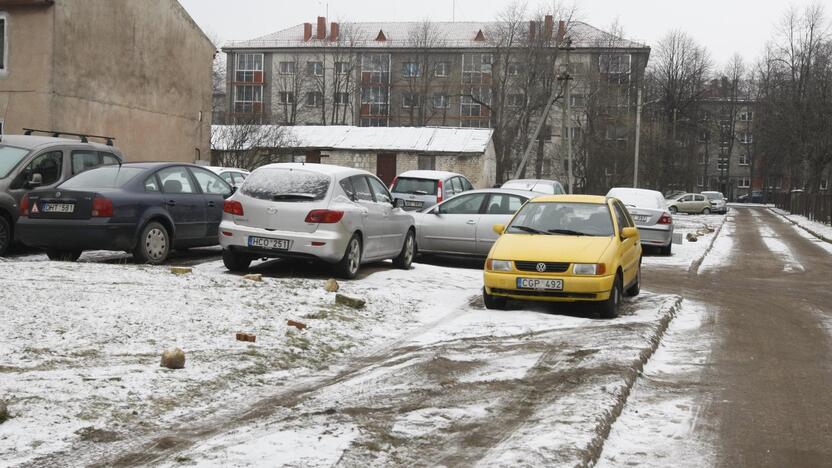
[305,150,321,164]
[376,153,397,185]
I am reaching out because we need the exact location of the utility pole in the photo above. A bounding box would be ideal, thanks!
[558,38,575,193]
[634,87,642,188]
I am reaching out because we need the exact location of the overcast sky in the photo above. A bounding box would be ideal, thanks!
[180,0,824,68]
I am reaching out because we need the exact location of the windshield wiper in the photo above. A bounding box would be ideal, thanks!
[548,229,589,236]
[403,190,428,195]
[510,225,550,235]
[271,193,316,200]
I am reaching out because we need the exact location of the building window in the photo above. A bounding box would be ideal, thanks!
[235,53,263,83]
[463,54,492,84]
[605,125,627,141]
[739,154,750,166]
[697,175,705,187]
[433,93,450,109]
[434,61,450,77]
[402,93,421,109]
[569,94,586,107]
[307,61,323,76]
[739,111,753,121]
[0,15,6,73]
[567,62,586,75]
[306,92,323,107]
[278,61,296,74]
[568,127,582,141]
[402,62,421,78]
[717,158,729,171]
[738,177,751,188]
[234,85,263,113]
[599,54,631,85]
[278,91,295,104]
[699,152,707,164]
[821,179,828,191]
[335,92,350,106]
[335,61,350,75]
[507,94,524,108]
[740,131,753,144]
[697,131,709,143]
[507,62,521,76]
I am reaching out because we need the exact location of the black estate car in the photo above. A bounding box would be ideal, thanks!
[16,162,233,264]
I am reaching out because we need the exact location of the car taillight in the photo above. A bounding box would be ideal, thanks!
[224,200,244,216]
[20,195,30,217]
[92,196,113,217]
[437,179,444,204]
[305,209,345,224]
[658,213,673,224]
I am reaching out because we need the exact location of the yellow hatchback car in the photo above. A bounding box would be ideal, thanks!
[483,195,642,318]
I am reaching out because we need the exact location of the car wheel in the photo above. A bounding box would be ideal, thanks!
[483,287,507,310]
[222,250,253,272]
[133,221,170,265]
[392,229,415,270]
[660,243,672,256]
[335,234,362,279]
[669,206,678,214]
[46,249,82,262]
[0,216,10,257]
[600,274,623,319]
[626,259,641,297]
[702,207,711,214]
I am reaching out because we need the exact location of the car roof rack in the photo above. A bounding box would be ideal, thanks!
[22,128,116,146]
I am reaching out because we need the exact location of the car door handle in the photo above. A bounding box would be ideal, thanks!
[467,220,476,225]
[166,200,177,207]
[207,201,216,208]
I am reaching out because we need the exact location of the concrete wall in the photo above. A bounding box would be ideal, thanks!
[0,4,54,134]
[0,0,215,163]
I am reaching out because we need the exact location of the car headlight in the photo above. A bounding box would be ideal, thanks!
[487,259,513,271]
[573,263,606,275]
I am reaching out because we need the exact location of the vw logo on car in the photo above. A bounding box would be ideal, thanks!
[536,262,547,272]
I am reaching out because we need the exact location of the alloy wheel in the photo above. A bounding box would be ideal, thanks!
[347,238,360,275]
[404,234,414,265]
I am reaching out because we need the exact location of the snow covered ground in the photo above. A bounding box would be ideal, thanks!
[642,211,731,272]
[770,208,832,251]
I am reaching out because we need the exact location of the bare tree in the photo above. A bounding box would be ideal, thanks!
[211,122,296,170]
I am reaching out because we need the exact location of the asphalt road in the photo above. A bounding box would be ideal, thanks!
[645,206,832,467]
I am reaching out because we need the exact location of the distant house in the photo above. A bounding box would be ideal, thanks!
[211,125,497,187]
[0,0,215,163]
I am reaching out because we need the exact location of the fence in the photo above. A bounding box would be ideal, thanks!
[773,191,832,226]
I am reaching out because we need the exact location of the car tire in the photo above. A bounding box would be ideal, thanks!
[133,221,170,265]
[0,216,10,257]
[702,207,711,214]
[222,250,253,272]
[483,287,507,310]
[660,243,672,256]
[669,206,678,214]
[46,249,82,262]
[392,229,415,270]
[335,234,362,279]
[626,259,641,297]
[600,274,623,319]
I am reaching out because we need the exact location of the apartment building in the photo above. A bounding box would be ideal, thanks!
[221,17,650,184]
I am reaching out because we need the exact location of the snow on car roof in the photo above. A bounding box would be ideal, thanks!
[397,170,462,179]
[258,162,368,177]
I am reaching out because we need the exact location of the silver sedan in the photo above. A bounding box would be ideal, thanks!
[607,187,675,255]
[413,188,543,257]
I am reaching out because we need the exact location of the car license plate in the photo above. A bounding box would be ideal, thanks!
[42,203,75,213]
[405,200,423,208]
[634,215,649,223]
[248,236,291,250]
[517,278,563,291]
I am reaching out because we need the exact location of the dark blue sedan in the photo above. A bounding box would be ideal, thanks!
[16,163,233,263]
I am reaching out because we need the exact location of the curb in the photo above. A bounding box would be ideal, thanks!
[579,295,684,467]
[688,214,729,274]
[769,208,832,244]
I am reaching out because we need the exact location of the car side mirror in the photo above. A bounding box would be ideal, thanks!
[493,224,506,235]
[393,198,403,208]
[26,173,43,189]
[621,227,638,240]
[231,185,238,194]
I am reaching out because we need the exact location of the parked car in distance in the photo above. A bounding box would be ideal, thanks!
[501,178,566,195]
[737,191,765,203]
[607,187,674,255]
[219,163,415,279]
[413,188,543,257]
[389,170,474,212]
[701,191,728,214]
[483,195,642,318]
[16,162,232,263]
[666,193,712,214]
[206,166,249,190]
[0,134,124,256]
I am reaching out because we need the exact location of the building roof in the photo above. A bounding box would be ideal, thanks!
[212,125,494,155]
[224,20,646,50]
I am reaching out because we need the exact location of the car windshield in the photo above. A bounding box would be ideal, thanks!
[0,145,31,179]
[608,190,664,209]
[59,166,143,189]
[241,168,330,202]
[391,177,438,196]
[507,202,614,237]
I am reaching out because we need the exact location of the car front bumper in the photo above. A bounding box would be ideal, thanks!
[484,271,615,302]
[219,220,351,263]
[16,217,137,251]
[637,225,673,247]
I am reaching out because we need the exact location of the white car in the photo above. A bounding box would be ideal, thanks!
[219,163,415,278]
[501,178,566,195]
[206,166,250,190]
[607,187,675,255]
[701,191,728,214]
[390,170,474,212]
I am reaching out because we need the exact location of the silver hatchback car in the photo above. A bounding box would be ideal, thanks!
[390,170,474,212]
[607,187,675,255]
[219,163,415,278]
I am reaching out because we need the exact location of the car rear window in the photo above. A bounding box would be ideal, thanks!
[59,166,144,189]
[241,168,330,202]
[391,177,438,196]
[608,190,664,210]
[0,145,30,179]
[703,192,724,200]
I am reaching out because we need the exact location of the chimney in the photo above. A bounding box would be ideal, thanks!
[529,20,537,42]
[330,22,339,41]
[303,23,313,42]
[544,15,554,40]
[557,20,566,43]
[316,16,326,40]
